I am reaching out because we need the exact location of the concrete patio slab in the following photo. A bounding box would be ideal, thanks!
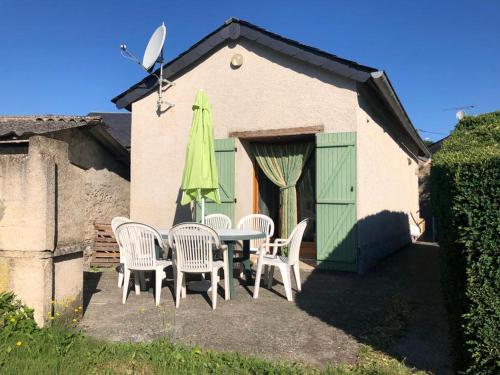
[81,242,452,372]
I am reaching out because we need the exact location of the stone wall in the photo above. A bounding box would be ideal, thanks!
[0,142,57,324]
[49,128,130,244]
[0,134,129,325]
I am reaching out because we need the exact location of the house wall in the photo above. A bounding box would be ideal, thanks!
[130,39,358,228]
[356,86,420,272]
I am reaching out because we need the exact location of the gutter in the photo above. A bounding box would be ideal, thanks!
[370,71,431,158]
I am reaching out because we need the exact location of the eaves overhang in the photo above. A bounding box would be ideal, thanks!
[111,18,377,110]
[369,71,431,158]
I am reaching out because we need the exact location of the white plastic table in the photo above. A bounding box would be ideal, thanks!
[159,228,266,298]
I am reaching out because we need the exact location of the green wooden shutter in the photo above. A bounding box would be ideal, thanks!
[196,138,236,223]
[316,132,358,272]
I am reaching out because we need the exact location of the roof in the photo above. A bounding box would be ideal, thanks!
[428,136,449,154]
[88,112,131,149]
[0,115,101,138]
[0,115,130,165]
[112,18,377,110]
[111,18,430,157]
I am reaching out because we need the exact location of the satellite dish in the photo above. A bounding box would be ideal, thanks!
[120,22,174,110]
[142,23,166,70]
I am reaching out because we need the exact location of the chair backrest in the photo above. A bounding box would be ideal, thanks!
[286,219,309,265]
[168,223,220,273]
[237,214,274,250]
[111,216,130,237]
[111,217,130,262]
[205,214,232,230]
[115,222,163,270]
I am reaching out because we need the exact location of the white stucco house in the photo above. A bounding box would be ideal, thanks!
[112,18,430,273]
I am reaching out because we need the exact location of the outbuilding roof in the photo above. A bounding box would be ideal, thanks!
[428,136,449,155]
[88,112,131,150]
[111,18,430,157]
[0,115,101,138]
[0,115,130,164]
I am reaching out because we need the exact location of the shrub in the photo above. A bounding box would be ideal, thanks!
[430,112,500,374]
[455,110,500,131]
[0,292,38,338]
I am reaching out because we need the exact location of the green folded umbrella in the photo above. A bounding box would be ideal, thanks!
[180,90,220,221]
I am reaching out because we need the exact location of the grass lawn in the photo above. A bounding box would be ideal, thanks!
[0,328,426,375]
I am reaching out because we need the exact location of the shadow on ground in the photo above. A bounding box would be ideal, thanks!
[295,242,453,374]
[82,271,101,313]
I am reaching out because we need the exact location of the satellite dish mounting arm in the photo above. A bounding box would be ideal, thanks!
[153,47,174,109]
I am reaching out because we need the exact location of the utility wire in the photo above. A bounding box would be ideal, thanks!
[417,129,447,136]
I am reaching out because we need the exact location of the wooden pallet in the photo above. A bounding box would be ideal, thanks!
[91,222,120,268]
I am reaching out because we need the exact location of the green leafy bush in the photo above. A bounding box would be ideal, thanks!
[455,110,500,131]
[430,112,500,374]
[0,292,38,338]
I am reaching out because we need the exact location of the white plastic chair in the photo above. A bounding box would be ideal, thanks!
[410,224,421,242]
[205,214,232,230]
[236,214,274,253]
[253,219,308,302]
[116,222,172,306]
[111,216,131,288]
[168,223,229,309]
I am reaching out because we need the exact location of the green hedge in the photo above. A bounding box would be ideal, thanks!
[455,110,500,131]
[430,112,500,374]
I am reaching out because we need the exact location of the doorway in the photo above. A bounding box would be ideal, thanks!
[252,139,316,261]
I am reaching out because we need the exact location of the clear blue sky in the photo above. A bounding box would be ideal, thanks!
[1,1,499,141]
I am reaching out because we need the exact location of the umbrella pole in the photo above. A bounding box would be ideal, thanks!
[201,197,205,224]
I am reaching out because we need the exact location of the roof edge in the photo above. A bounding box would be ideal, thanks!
[111,18,378,110]
[369,71,431,157]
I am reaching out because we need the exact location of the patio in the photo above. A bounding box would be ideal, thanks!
[81,242,452,373]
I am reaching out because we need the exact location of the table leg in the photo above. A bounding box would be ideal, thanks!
[242,240,253,285]
[227,242,235,299]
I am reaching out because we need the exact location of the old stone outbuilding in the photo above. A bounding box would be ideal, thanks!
[0,115,130,325]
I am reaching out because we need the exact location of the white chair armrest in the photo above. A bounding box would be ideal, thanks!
[262,238,290,256]
[258,236,291,257]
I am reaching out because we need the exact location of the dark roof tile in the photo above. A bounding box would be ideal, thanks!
[88,112,131,149]
[0,115,101,137]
